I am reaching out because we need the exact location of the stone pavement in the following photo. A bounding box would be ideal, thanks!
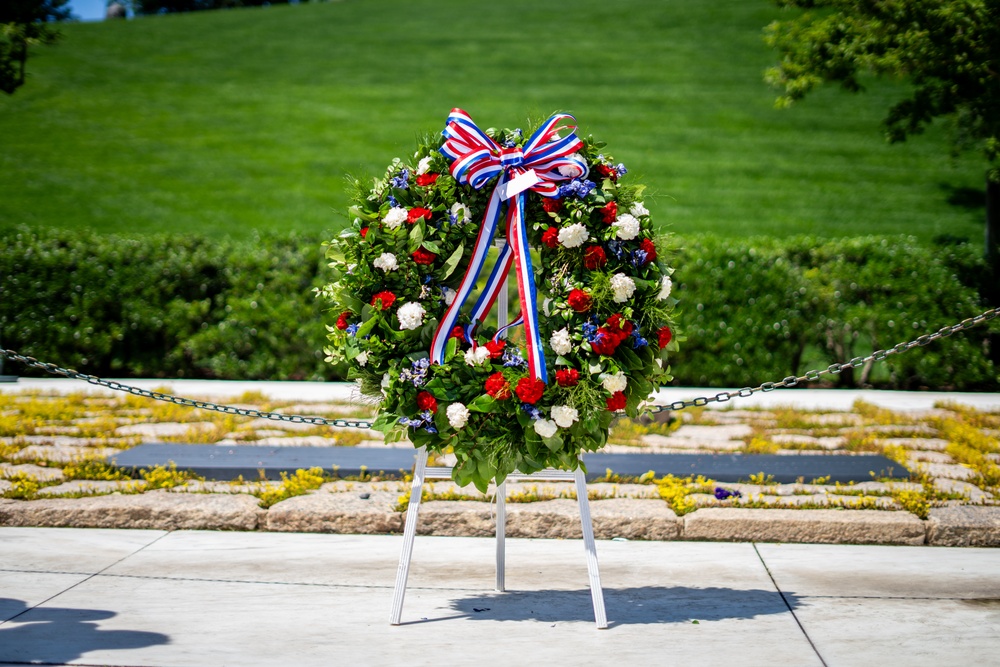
[2,527,999,667]
[1,380,999,546]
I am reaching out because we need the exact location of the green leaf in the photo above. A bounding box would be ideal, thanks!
[542,434,564,451]
[408,222,424,252]
[467,394,498,413]
[421,240,441,254]
[441,242,464,280]
[444,336,458,362]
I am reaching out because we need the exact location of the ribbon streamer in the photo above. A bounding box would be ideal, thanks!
[429,108,588,382]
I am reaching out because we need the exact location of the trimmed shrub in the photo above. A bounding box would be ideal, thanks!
[1,227,996,389]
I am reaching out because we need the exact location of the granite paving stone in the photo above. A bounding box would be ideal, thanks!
[926,505,1000,546]
[115,422,217,437]
[683,508,925,545]
[37,480,139,497]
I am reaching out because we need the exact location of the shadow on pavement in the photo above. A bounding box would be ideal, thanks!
[0,598,169,664]
[439,585,799,627]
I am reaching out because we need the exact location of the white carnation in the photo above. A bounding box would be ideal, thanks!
[658,275,673,300]
[373,252,398,272]
[356,351,369,367]
[397,302,425,330]
[602,372,627,394]
[534,418,558,439]
[383,207,408,229]
[550,328,573,356]
[558,223,589,248]
[551,405,579,429]
[416,156,433,175]
[447,402,470,429]
[450,202,471,224]
[610,273,636,303]
[613,213,641,240]
[464,346,491,366]
[630,202,649,217]
[442,287,457,306]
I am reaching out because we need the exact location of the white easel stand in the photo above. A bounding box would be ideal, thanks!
[389,446,609,628]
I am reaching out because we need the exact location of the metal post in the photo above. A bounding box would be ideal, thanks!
[494,237,509,592]
[495,480,506,592]
[389,446,428,625]
[575,466,608,629]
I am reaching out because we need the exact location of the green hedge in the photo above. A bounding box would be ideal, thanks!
[1,227,996,389]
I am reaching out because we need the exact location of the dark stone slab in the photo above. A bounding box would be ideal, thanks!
[585,452,907,484]
[109,444,905,484]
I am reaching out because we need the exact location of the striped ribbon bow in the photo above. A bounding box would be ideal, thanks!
[428,108,589,383]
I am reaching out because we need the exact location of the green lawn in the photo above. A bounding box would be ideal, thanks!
[0,0,988,244]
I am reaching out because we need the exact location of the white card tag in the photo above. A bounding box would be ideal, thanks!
[500,168,539,200]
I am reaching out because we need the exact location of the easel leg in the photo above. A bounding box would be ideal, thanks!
[575,466,608,629]
[495,480,506,592]
[389,446,428,625]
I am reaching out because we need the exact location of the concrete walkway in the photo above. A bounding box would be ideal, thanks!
[1,527,998,666]
[5,377,1000,412]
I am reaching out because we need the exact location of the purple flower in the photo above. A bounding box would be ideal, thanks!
[616,163,627,176]
[400,410,437,434]
[346,323,360,336]
[557,178,596,199]
[387,194,399,207]
[714,487,741,500]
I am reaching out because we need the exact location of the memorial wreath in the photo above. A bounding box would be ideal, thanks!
[319,109,679,491]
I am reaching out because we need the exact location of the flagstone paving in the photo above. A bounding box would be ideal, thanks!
[0,381,998,546]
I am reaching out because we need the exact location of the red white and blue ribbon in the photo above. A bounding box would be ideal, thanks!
[429,108,588,382]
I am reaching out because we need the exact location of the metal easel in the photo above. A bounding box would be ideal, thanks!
[389,239,608,629]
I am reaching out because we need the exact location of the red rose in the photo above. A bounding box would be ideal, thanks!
[542,198,563,214]
[567,289,592,313]
[450,326,466,340]
[606,390,627,411]
[657,326,673,349]
[485,372,512,400]
[370,291,396,310]
[415,173,439,187]
[596,164,618,182]
[335,311,351,330]
[485,339,506,359]
[360,226,369,238]
[640,237,657,265]
[590,328,621,356]
[412,247,437,265]
[407,207,433,224]
[515,377,546,405]
[555,368,580,387]
[541,226,559,249]
[583,245,607,270]
[599,201,617,224]
[416,391,438,413]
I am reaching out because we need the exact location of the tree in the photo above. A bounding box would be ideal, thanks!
[0,0,72,94]
[764,0,1000,270]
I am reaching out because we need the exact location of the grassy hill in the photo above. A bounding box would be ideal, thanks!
[0,0,989,243]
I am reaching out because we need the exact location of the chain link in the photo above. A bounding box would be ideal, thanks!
[1,305,997,422]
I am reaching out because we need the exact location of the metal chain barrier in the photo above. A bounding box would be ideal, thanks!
[1,305,998,424]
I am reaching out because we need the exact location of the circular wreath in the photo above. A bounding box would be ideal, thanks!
[319,109,679,492]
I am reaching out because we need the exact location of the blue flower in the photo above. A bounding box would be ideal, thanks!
[607,239,626,260]
[502,349,527,368]
[400,410,437,433]
[520,403,541,420]
[346,323,360,336]
[387,194,399,207]
[714,487,742,500]
[448,210,459,225]
[632,249,649,267]
[557,179,596,199]
[581,317,600,342]
[616,163,628,176]
[400,358,431,387]
[389,168,409,190]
